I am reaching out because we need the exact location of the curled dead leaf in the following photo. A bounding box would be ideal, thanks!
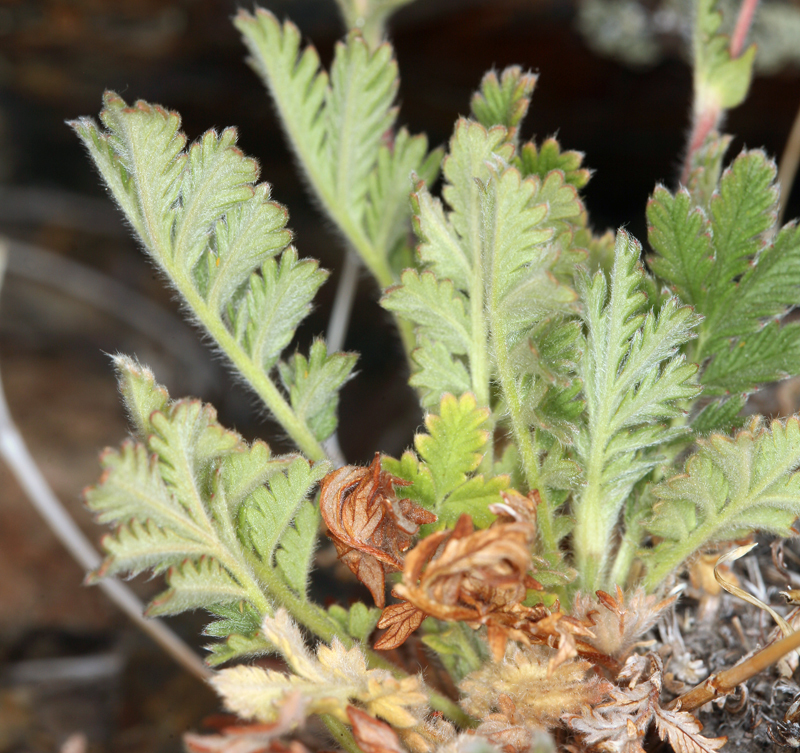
[320,454,436,608]
[347,706,405,753]
[376,498,552,659]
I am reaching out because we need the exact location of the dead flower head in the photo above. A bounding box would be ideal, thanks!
[320,453,436,608]
[376,495,543,659]
[461,643,606,732]
[570,586,675,661]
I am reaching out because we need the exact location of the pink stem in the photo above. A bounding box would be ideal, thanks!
[730,0,760,59]
[680,106,721,186]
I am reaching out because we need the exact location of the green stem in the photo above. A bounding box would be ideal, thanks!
[259,567,352,646]
[607,530,639,591]
[169,271,328,462]
[487,304,559,559]
[322,714,363,753]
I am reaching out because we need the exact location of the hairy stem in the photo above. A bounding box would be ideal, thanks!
[322,714,363,753]
[729,0,760,58]
[671,627,800,712]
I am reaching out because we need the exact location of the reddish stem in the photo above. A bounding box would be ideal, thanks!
[730,0,760,59]
[680,106,720,186]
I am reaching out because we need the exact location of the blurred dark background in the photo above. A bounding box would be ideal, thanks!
[0,1,797,751]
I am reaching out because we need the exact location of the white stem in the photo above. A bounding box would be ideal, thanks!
[0,239,210,682]
[323,249,362,468]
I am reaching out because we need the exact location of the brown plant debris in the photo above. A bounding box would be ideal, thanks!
[461,643,606,732]
[375,500,548,659]
[347,706,405,753]
[566,654,727,753]
[320,454,436,608]
[570,587,676,662]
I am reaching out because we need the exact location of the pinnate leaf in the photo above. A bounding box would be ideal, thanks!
[648,150,800,399]
[643,416,800,589]
[470,66,537,140]
[72,91,348,459]
[235,9,438,285]
[383,393,508,528]
[278,340,358,442]
[573,231,700,589]
[240,457,329,598]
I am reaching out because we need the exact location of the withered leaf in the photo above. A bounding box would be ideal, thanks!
[347,706,405,753]
[653,705,727,753]
[376,496,555,659]
[374,598,427,651]
[320,454,436,608]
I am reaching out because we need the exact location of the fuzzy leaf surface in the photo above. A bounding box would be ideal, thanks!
[643,416,800,589]
[573,231,700,590]
[383,393,507,528]
[278,340,358,442]
[71,91,343,460]
[234,9,438,286]
[86,369,327,656]
[648,151,800,399]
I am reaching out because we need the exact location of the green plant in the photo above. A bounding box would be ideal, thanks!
[70,0,800,750]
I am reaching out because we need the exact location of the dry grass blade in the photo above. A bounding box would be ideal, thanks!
[714,542,794,637]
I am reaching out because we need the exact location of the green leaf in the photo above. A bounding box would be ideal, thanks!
[327,603,381,642]
[71,91,332,461]
[147,557,250,617]
[364,128,442,260]
[691,395,747,435]
[175,126,260,271]
[235,9,438,289]
[85,371,335,651]
[206,633,275,667]
[384,393,508,529]
[470,66,537,143]
[325,31,398,225]
[648,150,800,398]
[416,393,491,500]
[94,519,208,579]
[278,340,358,442]
[685,131,732,210]
[693,0,756,112]
[231,248,328,373]
[275,499,319,595]
[407,338,471,409]
[382,270,471,355]
[702,321,800,394]
[643,416,800,590]
[421,619,487,682]
[240,457,329,598]
[572,230,701,591]
[647,186,713,309]
[113,354,170,440]
[204,184,292,316]
[517,138,591,190]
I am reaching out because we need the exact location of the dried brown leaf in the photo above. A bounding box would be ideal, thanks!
[653,705,727,753]
[571,588,675,662]
[374,598,427,651]
[347,706,405,753]
[320,454,436,608]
